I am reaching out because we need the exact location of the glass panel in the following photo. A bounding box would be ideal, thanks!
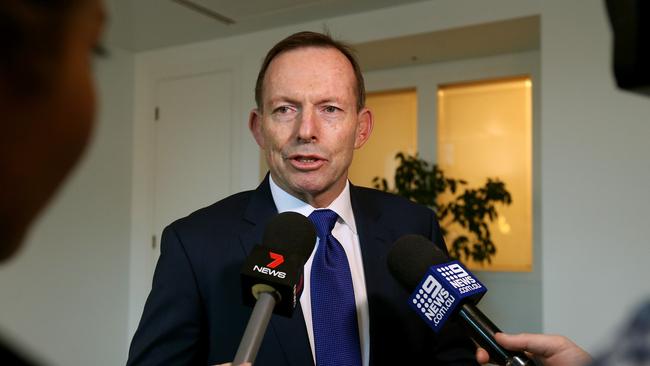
[438,77,532,271]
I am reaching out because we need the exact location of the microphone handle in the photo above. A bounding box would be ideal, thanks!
[233,291,278,365]
[458,303,536,366]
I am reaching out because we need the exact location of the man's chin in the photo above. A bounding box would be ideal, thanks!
[290,181,346,207]
[287,175,327,193]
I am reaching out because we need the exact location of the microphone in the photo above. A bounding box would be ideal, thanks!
[387,234,535,366]
[234,211,316,365]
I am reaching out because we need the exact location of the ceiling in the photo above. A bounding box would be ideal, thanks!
[105,1,539,71]
[355,15,539,71]
[106,0,429,51]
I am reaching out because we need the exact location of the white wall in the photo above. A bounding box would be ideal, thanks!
[541,1,650,353]
[0,46,134,365]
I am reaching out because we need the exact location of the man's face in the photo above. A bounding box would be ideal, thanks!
[250,46,373,207]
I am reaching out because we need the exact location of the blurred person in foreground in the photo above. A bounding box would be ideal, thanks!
[0,0,106,363]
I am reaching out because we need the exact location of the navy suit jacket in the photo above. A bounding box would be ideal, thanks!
[127,177,478,365]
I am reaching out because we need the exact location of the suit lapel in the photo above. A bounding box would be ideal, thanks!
[239,176,276,256]
[350,185,395,366]
[350,184,392,301]
[239,176,314,366]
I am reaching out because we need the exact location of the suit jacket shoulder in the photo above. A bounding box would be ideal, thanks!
[128,179,300,366]
[169,189,253,239]
[350,185,447,251]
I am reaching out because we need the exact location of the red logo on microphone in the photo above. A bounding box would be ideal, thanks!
[267,252,284,269]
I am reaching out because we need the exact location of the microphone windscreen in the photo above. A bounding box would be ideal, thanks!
[262,211,316,263]
[387,234,449,292]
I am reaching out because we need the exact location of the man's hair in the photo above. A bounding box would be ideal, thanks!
[0,0,79,97]
[254,31,366,112]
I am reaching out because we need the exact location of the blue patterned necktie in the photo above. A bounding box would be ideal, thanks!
[309,209,362,366]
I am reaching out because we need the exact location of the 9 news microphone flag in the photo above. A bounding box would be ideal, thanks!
[388,234,534,366]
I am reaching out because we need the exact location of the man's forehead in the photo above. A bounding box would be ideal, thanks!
[263,47,355,93]
[272,45,346,60]
[268,47,351,73]
[263,81,355,107]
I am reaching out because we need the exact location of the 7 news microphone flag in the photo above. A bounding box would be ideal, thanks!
[234,212,316,365]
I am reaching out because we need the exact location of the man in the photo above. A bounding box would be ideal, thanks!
[128,31,478,365]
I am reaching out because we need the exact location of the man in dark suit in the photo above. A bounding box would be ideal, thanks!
[127,31,478,366]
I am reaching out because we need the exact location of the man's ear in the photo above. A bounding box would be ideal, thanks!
[249,109,265,149]
[354,107,374,149]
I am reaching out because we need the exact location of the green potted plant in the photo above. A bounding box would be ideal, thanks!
[373,152,512,265]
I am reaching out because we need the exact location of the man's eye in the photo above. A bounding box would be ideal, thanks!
[275,106,291,114]
[323,106,339,113]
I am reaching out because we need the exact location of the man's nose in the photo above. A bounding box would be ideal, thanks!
[296,107,318,142]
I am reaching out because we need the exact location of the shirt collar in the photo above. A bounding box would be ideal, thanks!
[269,175,358,234]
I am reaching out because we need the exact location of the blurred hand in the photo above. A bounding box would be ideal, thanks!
[475,332,592,366]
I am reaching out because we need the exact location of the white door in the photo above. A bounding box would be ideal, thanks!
[152,70,234,267]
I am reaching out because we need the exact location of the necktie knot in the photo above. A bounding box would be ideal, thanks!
[308,209,338,238]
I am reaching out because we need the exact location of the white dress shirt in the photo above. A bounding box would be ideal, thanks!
[269,175,370,366]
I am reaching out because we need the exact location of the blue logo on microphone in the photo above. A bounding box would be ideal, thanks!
[409,260,486,332]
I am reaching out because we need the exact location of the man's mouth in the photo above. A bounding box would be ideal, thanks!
[286,154,326,170]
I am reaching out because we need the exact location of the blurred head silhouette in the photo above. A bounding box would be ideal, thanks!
[0,0,106,261]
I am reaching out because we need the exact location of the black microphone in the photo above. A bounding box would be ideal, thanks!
[387,234,535,366]
[234,212,316,365]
